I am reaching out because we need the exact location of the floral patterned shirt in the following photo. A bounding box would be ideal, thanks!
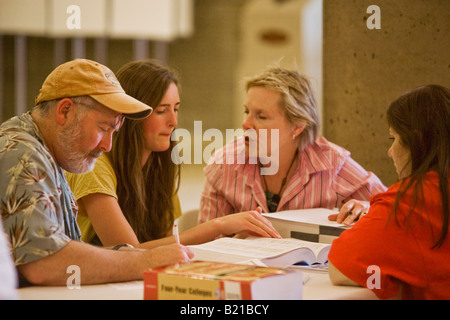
[0,112,80,269]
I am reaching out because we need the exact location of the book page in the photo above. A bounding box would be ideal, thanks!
[262,208,348,228]
[191,247,254,264]
[189,237,330,261]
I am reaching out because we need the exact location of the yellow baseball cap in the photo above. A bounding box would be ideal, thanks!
[35,59,152,119]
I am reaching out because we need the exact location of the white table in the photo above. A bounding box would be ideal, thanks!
[17,271,378,300]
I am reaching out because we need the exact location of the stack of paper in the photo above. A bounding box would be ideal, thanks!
[262,208,349,243]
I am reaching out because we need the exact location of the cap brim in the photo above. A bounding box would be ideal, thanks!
[90,92,152,120]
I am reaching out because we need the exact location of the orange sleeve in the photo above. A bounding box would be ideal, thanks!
[328,186,427,299]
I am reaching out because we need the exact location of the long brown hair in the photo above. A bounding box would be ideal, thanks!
[108,60,180,242]
[387,84,450,248]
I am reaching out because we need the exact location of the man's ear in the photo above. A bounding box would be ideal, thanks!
[55,98,75,125]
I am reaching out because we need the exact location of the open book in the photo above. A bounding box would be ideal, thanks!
[189,237,331,272]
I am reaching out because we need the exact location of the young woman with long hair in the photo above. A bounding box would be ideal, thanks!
[329,84,450,299]
[66,60,280,249]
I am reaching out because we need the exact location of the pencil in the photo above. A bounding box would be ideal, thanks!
[173,224,180,244]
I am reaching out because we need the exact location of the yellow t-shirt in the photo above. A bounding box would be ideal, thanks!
[66,154,181,244]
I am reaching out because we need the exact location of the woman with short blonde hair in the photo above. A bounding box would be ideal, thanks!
[200,66,386,220]
[245,67,319,150]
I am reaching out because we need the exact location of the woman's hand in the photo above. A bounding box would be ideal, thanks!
[213,207,281,239]
[328,200,370,226]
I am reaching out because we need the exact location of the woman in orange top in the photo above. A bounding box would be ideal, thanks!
[328,84,450,299]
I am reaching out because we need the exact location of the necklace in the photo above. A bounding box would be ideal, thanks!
[261,151,297,212]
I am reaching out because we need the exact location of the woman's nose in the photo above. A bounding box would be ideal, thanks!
[242,114,254,131]
[168,109,178,127]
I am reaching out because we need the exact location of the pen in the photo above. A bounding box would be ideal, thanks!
[173,224,180,244]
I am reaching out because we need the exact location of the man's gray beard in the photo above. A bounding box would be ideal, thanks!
[56,120,101,174]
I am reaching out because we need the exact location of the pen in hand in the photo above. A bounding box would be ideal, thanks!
[172,223,191,266]
[173,224,180,244]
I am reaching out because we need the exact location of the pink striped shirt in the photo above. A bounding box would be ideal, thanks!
[199,136,387,223]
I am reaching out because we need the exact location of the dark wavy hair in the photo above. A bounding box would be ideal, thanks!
[387,84,450,248]
[107,60,180,242]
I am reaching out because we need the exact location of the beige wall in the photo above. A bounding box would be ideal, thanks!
[169,0,244,133]
[323,0,450,186]
[0,0,245,136]
[1,0,449,188]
